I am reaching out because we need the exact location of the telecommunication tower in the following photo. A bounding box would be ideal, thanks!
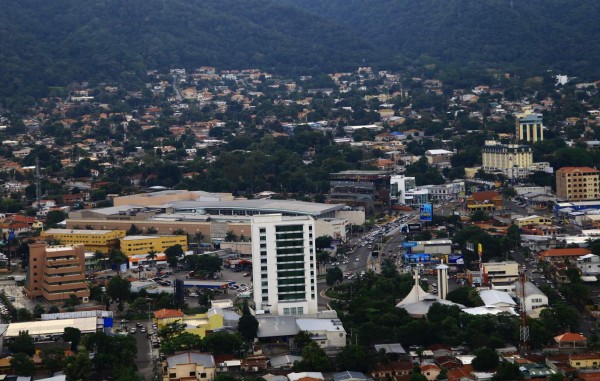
[518,266,530,353]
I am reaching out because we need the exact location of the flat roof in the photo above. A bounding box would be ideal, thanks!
[44,228,119,235]
[296,318,346,333]
[169,199,344,216]
[5,317,99,338]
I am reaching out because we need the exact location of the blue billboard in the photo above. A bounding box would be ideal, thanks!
[403,253,431,263]
[447,254,464,265]
[402,241,418,248]
[420,203,433,222]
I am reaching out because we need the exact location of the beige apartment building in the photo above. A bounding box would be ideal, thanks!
[25,243,90,303]
[481,141,533,178]
[556,167,600,201]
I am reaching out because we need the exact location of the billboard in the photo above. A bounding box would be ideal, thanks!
[402,241,418,248]
[403,253,431,263]
[420,203,433,221]
[408,223,421,232]
[447,254,464,265]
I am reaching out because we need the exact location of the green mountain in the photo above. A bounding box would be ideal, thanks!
[0,0,376,104]
[280,0,600,75]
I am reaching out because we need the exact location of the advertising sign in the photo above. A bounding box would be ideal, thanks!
[408,223,421,232]
[420,203,433,222]
[402,241,418,248]
[447,254,464,265]
[403,253,431,263]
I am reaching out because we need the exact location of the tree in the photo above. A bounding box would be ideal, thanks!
[472,347,499,371]
[126,224,142,235]
[9,331,34,356]
[63,350,91,381]
[33,304,45,318]
[158,322,187,340]
[145,226,158,234]
[64,294,82,309]
[106,276,131,303]
[160,332,203,355]
[16,308,33,322]
[146,250,158,268]
[94,250,106,270]
[42,346,66,375]
[336,345,370,372]
[294,341,332,372]
[10,352,36,377]
[315,235,333,250]
[293,331,313,354]
[238,302,259,342]
[492,361,523,380]
[224,230,238,242]
[45,210,67,227]
[164,244,184,269]
[109,249,127,267]
[186,254,222,277]
[63,327,82,352]
[203,331,243,355]
[326,267,344,286]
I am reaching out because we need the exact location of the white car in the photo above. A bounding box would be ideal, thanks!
[355,258,360,262]
[189,292,199,297]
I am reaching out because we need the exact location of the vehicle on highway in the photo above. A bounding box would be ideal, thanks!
[130,328,137,334]
[355,258,360,262]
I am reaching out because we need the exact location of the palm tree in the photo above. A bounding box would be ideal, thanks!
[109,249,127,269]
[194,232,205,253]
[225,230,238,242]
[93,251,105,270]
[146,250,158,268]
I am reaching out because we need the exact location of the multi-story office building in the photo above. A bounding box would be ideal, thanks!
[556,167,600,201]
[390,175,416,206]
[120,235,188,257]
[25,243,90,303]
[481,141,533,179]
[329,170,390,215]
[516,111,544,143]
[41,228,125,254]
[251,214,318,316]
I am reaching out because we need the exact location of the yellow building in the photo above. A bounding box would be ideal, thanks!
[569,354,600,369]
[481,141,533,178]
[120,235,187,256]
[514,215,553,228]
[153,308,224,338]
[41,228,125,254]
[556,167,600,201]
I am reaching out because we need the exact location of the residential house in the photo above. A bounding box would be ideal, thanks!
[540,248,591,263]
[420,364,441,381]
[162,352,216,381]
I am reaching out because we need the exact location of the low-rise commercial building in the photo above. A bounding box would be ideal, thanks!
[482,261,519,286]
[120,235,187,257]
[515,281,548,316]
[41,228,125,254]
[25,243,90,303]
[514,215,553,228]
[466,191,503,211]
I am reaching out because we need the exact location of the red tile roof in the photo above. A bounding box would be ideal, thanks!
[557,167,599,173]
[153,308,184,319]
[470,191,501,201]
[540,248,591,257]
[555,332,587,343]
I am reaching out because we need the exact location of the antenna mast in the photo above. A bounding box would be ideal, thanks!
[519,266,530,353]
[35,157,42,211]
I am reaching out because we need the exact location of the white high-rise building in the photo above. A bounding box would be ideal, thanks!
[251,214,318,316]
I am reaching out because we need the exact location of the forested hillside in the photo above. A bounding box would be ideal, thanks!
[0,0,375,104]
[281,0,600,75]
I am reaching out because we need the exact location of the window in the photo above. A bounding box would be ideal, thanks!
[190,371,196,376]
[170,373,176,378]
[200,373,207,379]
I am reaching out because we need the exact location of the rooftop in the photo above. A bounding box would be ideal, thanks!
[44,228,119,235]
[166,352,215,368]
